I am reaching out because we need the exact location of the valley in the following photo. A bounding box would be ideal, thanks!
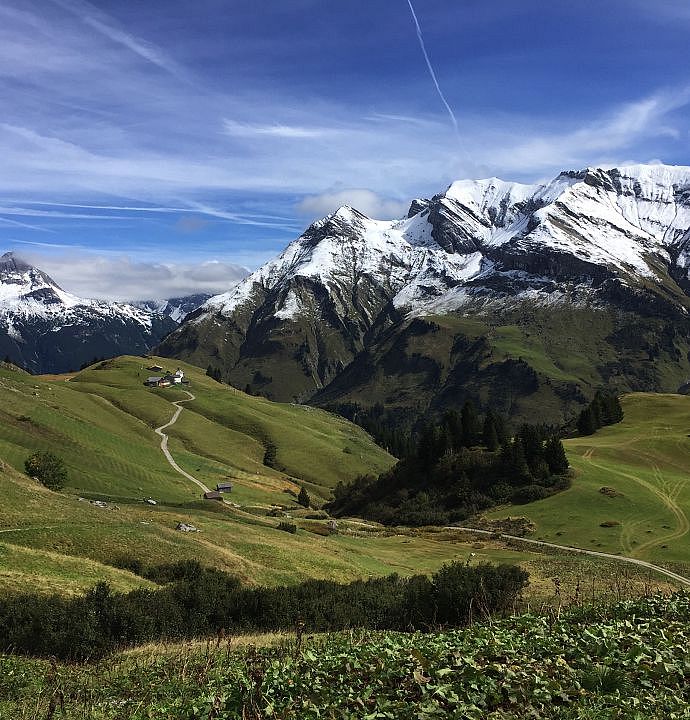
[0,357,688,605]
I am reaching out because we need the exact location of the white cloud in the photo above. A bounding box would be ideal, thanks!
[223,119,336,139]
[13,250,249,301]
[296,189,408,220]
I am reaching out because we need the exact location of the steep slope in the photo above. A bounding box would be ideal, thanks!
[159,164,690,426]
[0,253,177,373]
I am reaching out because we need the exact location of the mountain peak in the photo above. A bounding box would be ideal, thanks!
[0,251,64,292]
[0,251,34,275]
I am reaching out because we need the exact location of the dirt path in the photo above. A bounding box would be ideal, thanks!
[446,527,690,588]
[154,391,210,495]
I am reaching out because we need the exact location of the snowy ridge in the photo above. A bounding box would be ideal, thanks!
[0,253,155,331]
[0,252,180,374]
[199,164,690,320]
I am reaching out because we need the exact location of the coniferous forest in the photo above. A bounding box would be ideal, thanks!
[328,400,581,526]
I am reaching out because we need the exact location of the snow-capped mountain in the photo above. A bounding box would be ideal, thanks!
[158,164,690,425]
[0,252,177,373]
[133,294,212,323]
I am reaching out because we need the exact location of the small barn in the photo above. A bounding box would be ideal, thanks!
[216,482,233,493]
[144,376,173,387]
[147,364,164,372]
[203,490,223,501]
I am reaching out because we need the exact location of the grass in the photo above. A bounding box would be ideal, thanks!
[0,357,688,600]
[485,393,690,571]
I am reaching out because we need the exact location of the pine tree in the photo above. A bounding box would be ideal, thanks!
[482,412,500,451]
[577,406,597,436]
[517,424,543,469]
[461,400,481,446]
[442,410,462,452]
[297,486,311,508]
[543,436,569,474]
[416,422,440,467]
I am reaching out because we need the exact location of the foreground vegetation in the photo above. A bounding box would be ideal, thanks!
[2,592,689,719]
[0,560,527,660]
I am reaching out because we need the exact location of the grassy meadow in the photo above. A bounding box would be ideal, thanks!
[0,359,533,595]
[0,357,687,602]
[486,393,690,571]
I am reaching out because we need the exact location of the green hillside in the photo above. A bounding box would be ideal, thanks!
[486,393,690,571]
[0,355,394,506]
[1,359,686,599]
[0,357,537,595]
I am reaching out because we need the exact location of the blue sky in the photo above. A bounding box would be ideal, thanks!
[1,0,689,298]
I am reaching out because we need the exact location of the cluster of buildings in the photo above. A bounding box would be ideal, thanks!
[144,365,189,388]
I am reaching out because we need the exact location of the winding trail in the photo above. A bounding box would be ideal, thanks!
[154,391,210,494]
[445,527,690,588]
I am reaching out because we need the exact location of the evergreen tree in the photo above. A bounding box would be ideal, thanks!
[500,438,532,485]
[482,412,500,451]
[577,406,597,436]
[543,436,569,474]
[416,422,441,467]
[442,410,462,452]
[297,486,311,508]
[517,424,543,470]
[206,365,222,382]
[460,400,481,446]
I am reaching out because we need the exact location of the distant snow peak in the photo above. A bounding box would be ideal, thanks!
[0,251,182,372]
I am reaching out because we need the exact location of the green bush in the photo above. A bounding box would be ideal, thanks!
[24,451,67,491]
[0,560,528,660]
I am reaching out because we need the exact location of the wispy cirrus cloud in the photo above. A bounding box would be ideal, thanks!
[490,85,690,173]
[223,119,337,139]
[47,0,190,80]
[0,217,54,233]
[0,0,689,278]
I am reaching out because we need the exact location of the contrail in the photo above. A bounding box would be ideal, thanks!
[406,0,459,134]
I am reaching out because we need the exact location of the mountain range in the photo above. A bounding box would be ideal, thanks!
[0,252,207,374]
[158,164,690,428]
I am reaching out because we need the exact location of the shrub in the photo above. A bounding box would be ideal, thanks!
[24,451,67,491]
[511,484,550,504]
[278,521,297,534]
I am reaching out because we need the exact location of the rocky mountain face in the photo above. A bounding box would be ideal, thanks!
[157,164,690,427]
[0,252,178,373]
